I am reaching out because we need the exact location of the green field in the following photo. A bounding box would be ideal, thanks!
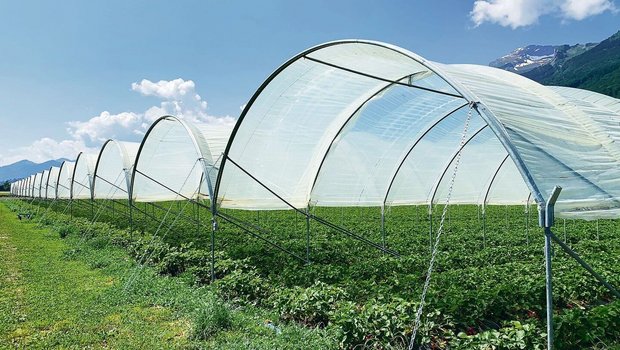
[3,198,620,349]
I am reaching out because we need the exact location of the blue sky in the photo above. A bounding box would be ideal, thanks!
[0,0,617,165]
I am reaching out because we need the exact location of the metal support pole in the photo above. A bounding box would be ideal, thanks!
[539,185,562,350]
[196,202,200,240]
[381,204,386,251]
[211,216,217,283]
[306,205,311,264]
[428,210,433,254]
[544,225,554,350]
[525,204,530,245]
[129,199,134,235]
[482,211,487,249]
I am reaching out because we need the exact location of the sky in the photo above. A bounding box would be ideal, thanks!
[0,0,618,166]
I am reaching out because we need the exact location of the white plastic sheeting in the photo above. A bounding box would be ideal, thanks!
[72,152,97,199]
[441,64,620,218]
[213,40,620,219]
[11,40,620,220]
[93,140,139,200]
[132,116,233,203]
[32,173,40,198]
[40,170,50,199]
[57,161,75,199]
[45,167,60,199]
[29,174,37,197]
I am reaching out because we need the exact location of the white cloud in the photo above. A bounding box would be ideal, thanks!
[471,0,616,28]
[1,78,237,166]
[131,78,197,100]
[0,138,97,165]
[67,111,144,145]
[471,0,548,28]
[560,0,616,20]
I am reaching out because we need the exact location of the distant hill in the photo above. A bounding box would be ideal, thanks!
[0,159,69,183]
[491,30,620,98]
[489,43,596,74]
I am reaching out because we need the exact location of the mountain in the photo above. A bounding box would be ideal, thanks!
[490,30,620,98]
[0,159,69,183]
[490,43,596,74]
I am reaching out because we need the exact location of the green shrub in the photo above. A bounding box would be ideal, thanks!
[215,267,271,305]
[450,321,544,350]
[270,281,348,327]
[555,300,620,349]
[329,297,454,349]
[57,224,78,238]
[191,296,233,340]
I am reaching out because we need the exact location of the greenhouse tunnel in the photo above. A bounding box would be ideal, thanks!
[93,140,140,200]
[131,116,232,204]
[57,161,75,199]
[32,172,40,198]
[45,166,60,199]
[28,174,36,198]
[208,40,620,221]
[71,152,97,199]
[40,170,49,199]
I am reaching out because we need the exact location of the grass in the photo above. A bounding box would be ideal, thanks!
[0,202,336,349]
[7,198,620,349]
[0,203,191,349]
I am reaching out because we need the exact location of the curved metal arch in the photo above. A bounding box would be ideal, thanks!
[70,152,85,200]
[129,115,216,209]
[37,172,45,198]
[427,125,489,209]
[306,72,420,199]
[212,39,471,209]
[27,175,32,197]
[482,154,510,212]
[93,139,135,201]
[382,102,469,205]
[56,161,68,199]
[48,167,59,199]
[46,166,60,200]
[29,175,35,197]
[71,152,96,200]
[56,160,75,199]
[41,169,50,199]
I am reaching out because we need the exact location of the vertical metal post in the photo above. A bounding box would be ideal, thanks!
[129,199,134,235]
[544,224,554,350]
[540,185,562,350]
[196,202,200,236]
[381,204,386,251]
[483,210,486,249]
[525,203,529,245]
[428,210,433,254]
[211,215,216,283]
[306,204,311,264]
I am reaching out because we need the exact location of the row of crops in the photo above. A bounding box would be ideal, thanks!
[14,198,620,349]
